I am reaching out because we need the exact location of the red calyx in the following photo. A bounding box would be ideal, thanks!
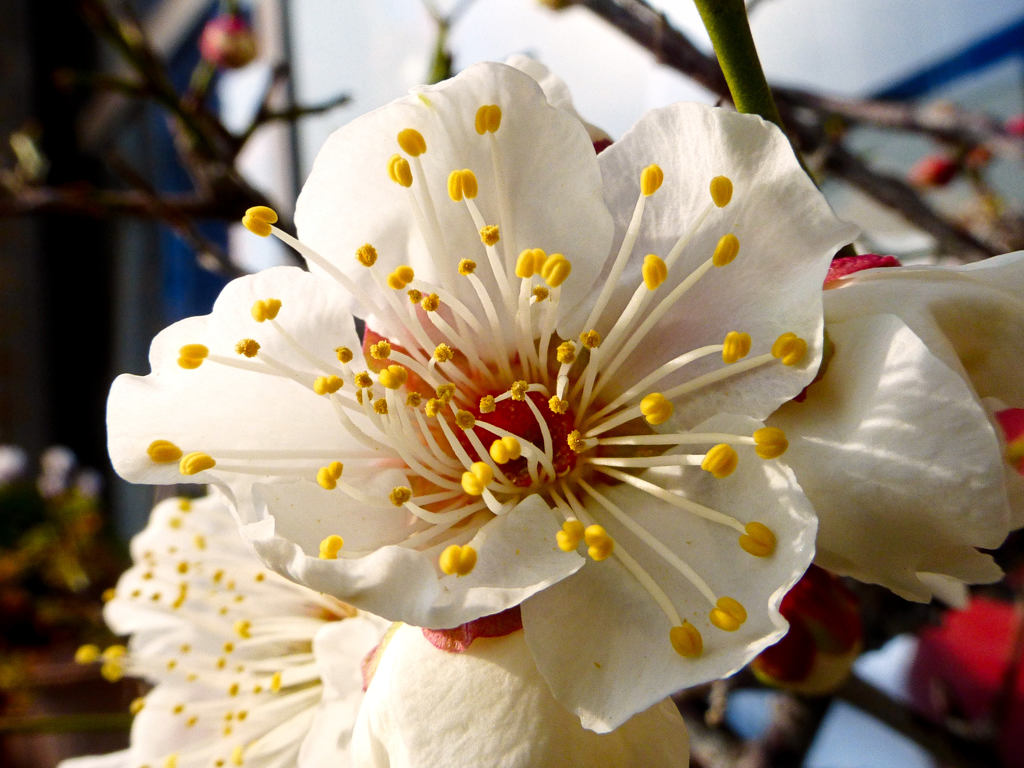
[422,605,524,653]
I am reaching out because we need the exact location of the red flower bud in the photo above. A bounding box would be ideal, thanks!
[752,566,862,694]
[824,253,901,287]
[908,154,958,188]
[199,14,257,70]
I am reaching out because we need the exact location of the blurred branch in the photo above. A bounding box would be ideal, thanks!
[0,0,358,276]
[564,0,1021,260]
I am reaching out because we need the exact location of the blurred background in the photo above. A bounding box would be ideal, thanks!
[1,1,1022,765]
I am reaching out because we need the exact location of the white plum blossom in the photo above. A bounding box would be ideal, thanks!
[351,623,690,767]
[61,493,691,768]
[107,62,856,729]
[770,251,1024,603]
[61,493,386,768]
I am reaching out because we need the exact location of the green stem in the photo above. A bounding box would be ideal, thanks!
[692,0,783,129]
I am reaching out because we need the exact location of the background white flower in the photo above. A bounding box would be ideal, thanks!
[770,250,1024,603]
[351,623,690,768]
[63,493,386,768]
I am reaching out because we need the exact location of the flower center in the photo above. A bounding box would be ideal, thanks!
[157,113,816,661]
[462,390,578,488]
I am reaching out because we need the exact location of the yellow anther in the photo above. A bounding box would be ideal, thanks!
[556,341,576,364]
[640,392,673,426]
[474,104,502,135]
[753,427,788,459]
[369,340,392,360]
[455,410,476,430]
[722,331,751,363]
[270,671,282,692]
[130,697,146,715]
[407,289,423,304]
[489,436,522,464]
[231,745,245,767]
[235,338,260,358]
[479,395,496,414]
[515,248,547,278]
[387,154,413,187]
[313,375,344,395]
[435,382,456,403]
[556,519,585,551]
[250,298,282,322]
[424,398,442,418]
[548,396,569,414]
[75,644,100,664]
[771,332,808,366]
[642,253,667,290]
[531,286,549,303]
[420,293,440,312]
[378,364,407,390]
[102,644,126,661]
[373,398,388,415]
[241,206,277,237]
[406,392,422,408]
[640,164,664,196]
[579,329,602,349]
[386,265,415,290]
[480,225,500,246]
[433,344,455,363]
[701,444,738,478]
[669,622,704,658]
[164,754,179,768]
[179,452,215,476]
[319,535,344,559]
[336,346,353,364]
[100,661,124,682]
[177,343,209,369]
[102,588,116,602]
[510,380,528,401]
[397,128,426,156]
[712,233,740,267]
[458,259,476,276]
[355,244,378,268]
[233,620,252,639]
[354,371,373,389]
[316,461,343,490]
[739,521,776,557]
[147,440,182,464]
[447,169,478,201]
[584,524,614,561]
[540,253,571,287]
[439,544,477,576]
[709,175,733,207]
[460,462,493,496]
[567,430,586,454]
[709,596,747,632]
[389,486,412,506]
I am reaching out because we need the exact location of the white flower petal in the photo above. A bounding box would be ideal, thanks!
[108,267,365,488]
[576,103,857,426]
[295,61,613,336]
[253,493,584,628]
[351,623,689,767]
[523,414,816,731]
[770,312,1009,601]
[299,617,391,767]
[823,250,1024,406]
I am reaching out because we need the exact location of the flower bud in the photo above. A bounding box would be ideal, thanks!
[752,566,862,694]
[908,153,958,188]
[199,14,257,69]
